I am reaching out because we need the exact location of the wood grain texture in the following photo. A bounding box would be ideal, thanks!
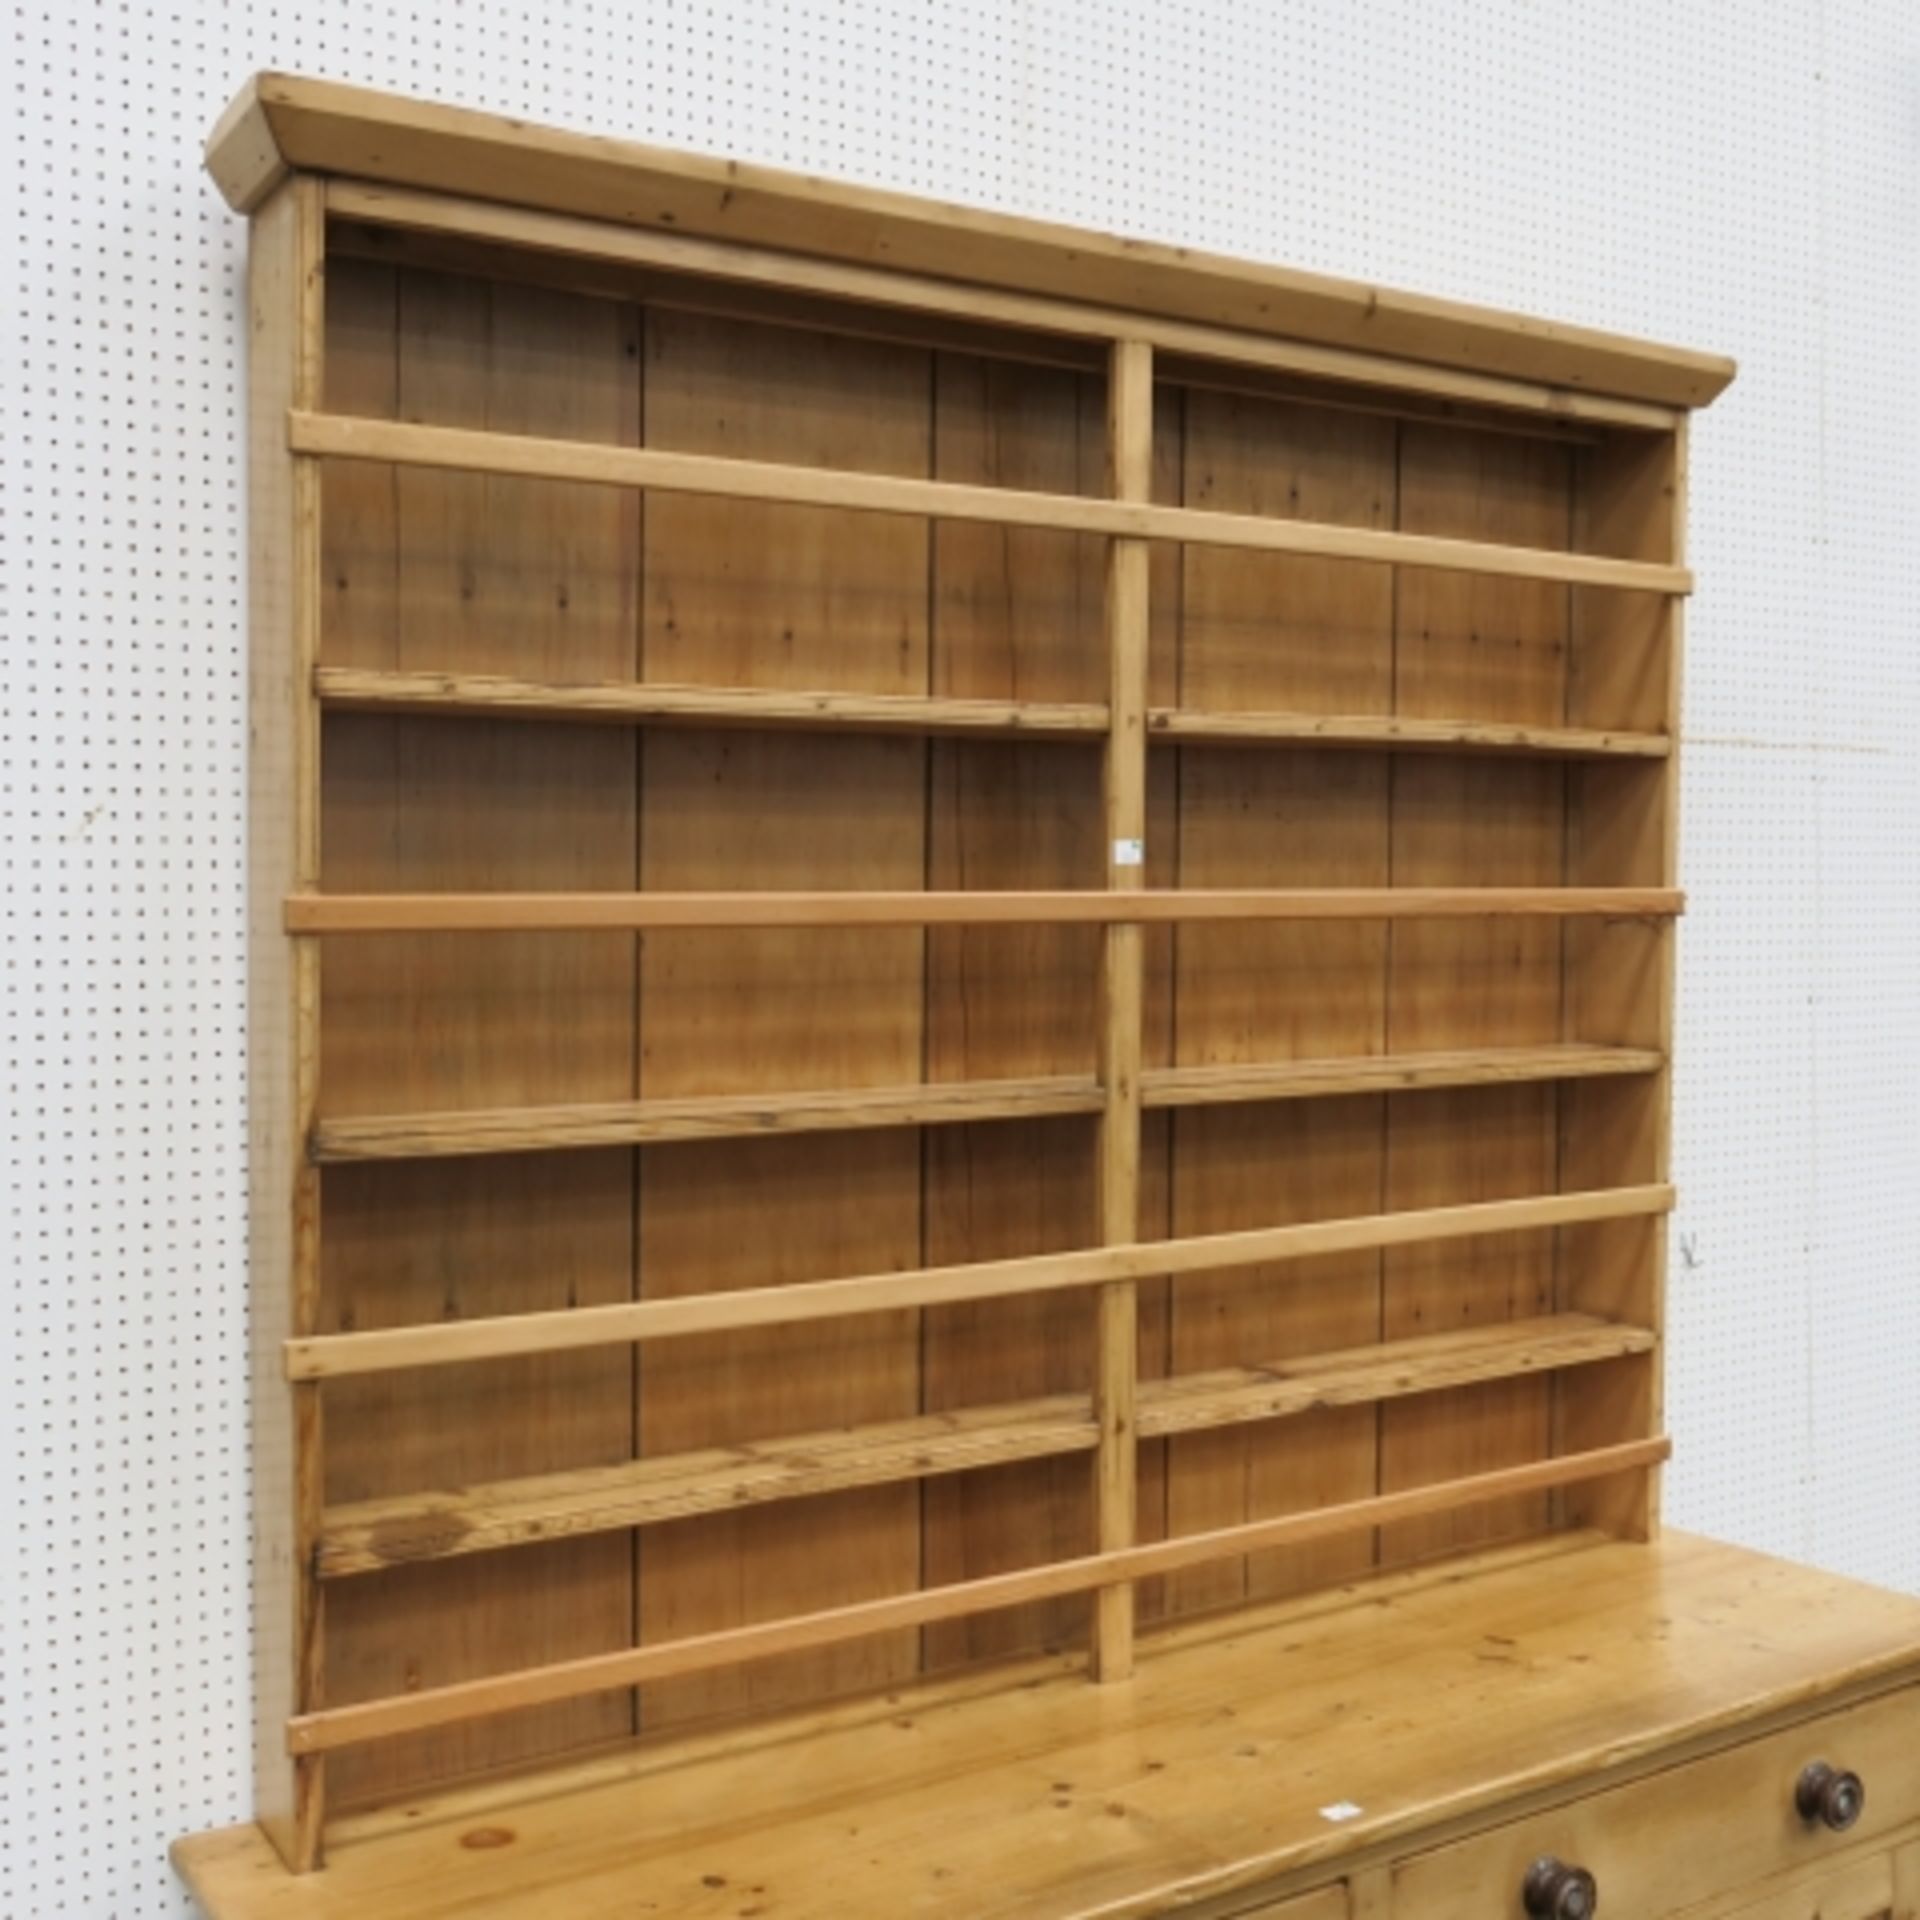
[208,76,1739,405]
[1169,390,1395,1616]
[1392,1683,1920,1920]
[244,174,327,1870]
[635,307,929,1728]
[320,178,1698,431]
[921,347,1107,1669]
[1557,426,1687,1537]
[313,1076,1104,1160]
[308,1045,1661,1163]
[315,258,642,1806]
[1381,425,1575,1566]
[317,1314,1654,1577]
[316,665,1108,737]
[284,1442,1671,1755]
[291,410,1695,593]
[173,1533,1920,1919]
[204,93,1740,1876]
[286,1187,1675,1379]
[286,885,1684,931]
[1689,1853,1896,1920]
[1094,337,1154,1677]
[1148,704,1665,757]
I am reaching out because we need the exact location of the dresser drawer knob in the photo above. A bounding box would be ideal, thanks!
[1795,1760,1865,1832]
[1523,1856,1598,1919]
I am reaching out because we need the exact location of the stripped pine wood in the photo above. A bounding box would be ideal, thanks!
[322,1401,1102,1580]
[921,348,1108,1668]
[313,1076,1105,1160]
[173,1532,1920,1920]
[285,884,1684,931]
[1381,425,1576,1566]
[1169,389,1396,1616]
[211,77,1738,405]
[315,666,1108,737]
[308,1045,1661,1163]
[314,665,1672,757]
[200,86,1752,1880]
[1557,424,1688,1537]
[634,308,930,1729]
[1094,338,1155,1677]
[284,1189,1675,1380]
[1146,1041,1660,1108]
[282,1441,1672,1756]
[243,175,328,1871]
[319,180,1693,432]
[290,408,1696,593]
[1136,385,1186,1635]
[317,1315,1654,1577]
[1148,705,1666,757]
[313,260,643,1807]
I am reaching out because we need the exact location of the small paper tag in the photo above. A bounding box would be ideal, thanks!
[1318,1801,1364,1824]
[1112,837,1145,868]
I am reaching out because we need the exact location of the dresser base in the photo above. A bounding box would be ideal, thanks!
[173,1530,1920,1919]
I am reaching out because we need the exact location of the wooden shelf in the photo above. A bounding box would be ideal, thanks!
[313,666,1110,740]
[313,1046,1661,1163]
[287,1185,1671,1380]
[1148,707,1670,759]
[317,1313,1655,1577]
[1145,1042,1663,1109]
[312,1075,1103,1163]
[291,410,1695,596]
[314,667,1670,761]
[285,887,1684,933]
[320,1401,1100,1578]
[291,1438,1670,1755]
[1137,1313,1657,1440]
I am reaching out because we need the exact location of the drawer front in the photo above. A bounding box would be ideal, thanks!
[1223,1890,1348,1920]
[1712,1851,1895,1920]
[1391,1685,1920,1919]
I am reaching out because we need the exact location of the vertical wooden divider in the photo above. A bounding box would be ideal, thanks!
[1092,339,1152,1681]
[246,176,327,1871]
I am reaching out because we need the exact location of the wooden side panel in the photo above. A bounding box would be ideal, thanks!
[1167,392,1396,1614]
[316,261,641,1802]
[921,355,1104,1665]
[1380,427,1571,1564]
[636,310,929,1724]
[246,176,326,1869]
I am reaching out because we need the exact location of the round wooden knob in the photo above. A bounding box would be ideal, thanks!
[1524,1856,1599,1919]
[1795,1761,1865,1832]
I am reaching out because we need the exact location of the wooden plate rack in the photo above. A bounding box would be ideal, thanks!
[209,73,1731,1875]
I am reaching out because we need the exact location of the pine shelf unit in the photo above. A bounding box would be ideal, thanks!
[182,75,1913,1920]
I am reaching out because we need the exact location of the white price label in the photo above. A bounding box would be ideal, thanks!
[1112,837,1145,868]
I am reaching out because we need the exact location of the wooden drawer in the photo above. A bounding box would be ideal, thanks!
[1710,1851,1899,1919]
[1391,1687,1920,1919]
[1226,1890,1349,1920]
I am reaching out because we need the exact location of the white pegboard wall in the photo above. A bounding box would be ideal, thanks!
[4,3,1917,1912]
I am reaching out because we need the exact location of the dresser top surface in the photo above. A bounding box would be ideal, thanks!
[175,1529,1920,1918]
